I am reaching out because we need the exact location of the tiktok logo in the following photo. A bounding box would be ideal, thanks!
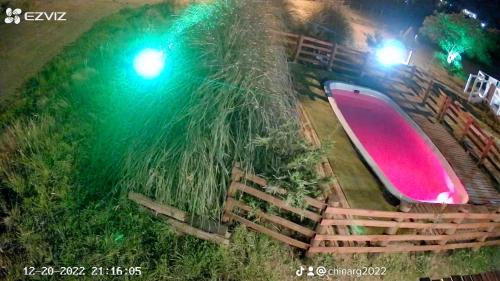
[296,266,304,276]
[295,266,315,277]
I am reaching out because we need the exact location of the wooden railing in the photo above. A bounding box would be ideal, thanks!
[308,203,500,254]
[223,166,325,250]
[129,192,230,245]
[423,86,500,182]
[222,168,500,254]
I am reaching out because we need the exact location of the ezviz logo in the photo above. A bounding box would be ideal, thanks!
[4,8,21,24]
[4,8,67,24]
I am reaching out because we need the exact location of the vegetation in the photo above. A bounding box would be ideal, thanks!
[253,124,328,208]
[0,0,305,221]
[419,12,496,75]
[282,2,353,44]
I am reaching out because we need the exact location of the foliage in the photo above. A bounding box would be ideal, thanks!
[419,12,495,68]
[282,2,352,44]
[435,51,463,77]
[252,123,329,208]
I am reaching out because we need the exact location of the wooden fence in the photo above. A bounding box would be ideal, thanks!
[278,31,365,76]
[308,203,500,254]
[129,192,230,245]
[222,166,325,250]
[222,167,500,254]
[275,30,500,184]
[423,85,500,182]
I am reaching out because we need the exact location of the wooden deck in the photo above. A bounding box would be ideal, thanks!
[404,108,500,205]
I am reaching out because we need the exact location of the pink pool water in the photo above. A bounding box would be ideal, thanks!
[327,83,468,204]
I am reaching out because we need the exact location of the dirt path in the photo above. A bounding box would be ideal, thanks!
[0,0,170,101]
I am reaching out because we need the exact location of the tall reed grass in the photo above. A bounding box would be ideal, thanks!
[82,0,299,218]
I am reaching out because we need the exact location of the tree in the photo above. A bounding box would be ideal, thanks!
[419,12,495,70]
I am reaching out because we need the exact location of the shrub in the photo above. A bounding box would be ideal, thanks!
[282,2,352,44]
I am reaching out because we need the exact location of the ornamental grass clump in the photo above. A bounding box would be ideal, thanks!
[90,0,300,218]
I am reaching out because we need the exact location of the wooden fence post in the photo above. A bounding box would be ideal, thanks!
[327,43,337,70]
[421,79,434,104]
[408,65,417,80]
[306,200,338,257]
[379,202,412,246]
[459,115,474,141]
[222,166,243,222]
[474,207,500,251]
[437,95,451,122]
[293,35,304,62]
[440,206,467,247]
[478,136,495,164]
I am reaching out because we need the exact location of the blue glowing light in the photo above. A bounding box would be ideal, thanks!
[133,48,165,79]
[376,40,407,66]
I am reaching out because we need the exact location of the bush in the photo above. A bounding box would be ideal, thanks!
[435,51,465,78]
[283,2,352,44]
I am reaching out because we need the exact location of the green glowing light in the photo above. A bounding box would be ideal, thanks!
[133,48,165,79]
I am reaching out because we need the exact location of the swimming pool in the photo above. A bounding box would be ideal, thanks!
[325,82,469,204]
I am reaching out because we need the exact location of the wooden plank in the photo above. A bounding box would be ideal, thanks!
[325,207,500,220]
[300,43,332,53]
[233,169,326,209]
[226,212,309,249]
[234,182,322,222]
[293,35,304,62]
[270,30,299,39]
[320,218,500,230]
[228,198,315,238]
[297,56,322,65]
[308,240,500,254]
[301,36,333,47]
[242,171,267,187]
[128,192,187,222]
[336,45,364,55]
[330,63,359,74]
[161,214,229,246]
[332,56,361,66]
[313,231,500,242]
